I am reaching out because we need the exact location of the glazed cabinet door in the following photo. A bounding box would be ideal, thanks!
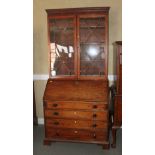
[77,15,108,79]
[48,16,77,78]
[47,14,108,80]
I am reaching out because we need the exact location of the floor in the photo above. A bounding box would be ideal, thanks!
[33,125,122,155]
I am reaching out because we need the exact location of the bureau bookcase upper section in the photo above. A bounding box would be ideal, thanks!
[46,7,110,80]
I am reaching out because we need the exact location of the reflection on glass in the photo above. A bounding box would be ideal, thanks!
[80,44,104,75]
[87,46,100,57]
[49,18,75,76]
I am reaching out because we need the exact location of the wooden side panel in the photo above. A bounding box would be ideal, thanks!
[111,41,122,148]
[116,42,122,94]
[118,65,122,94]
[114,95,122,126]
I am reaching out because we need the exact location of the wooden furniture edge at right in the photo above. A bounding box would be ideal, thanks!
[110,41,122,148]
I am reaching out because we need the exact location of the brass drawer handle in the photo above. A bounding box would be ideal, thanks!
[53,104,58,107]
[92,124,97,127]
[93,105,97,109]
[54,122,59,125]
[93,114,97,118]
[53,112,59,115]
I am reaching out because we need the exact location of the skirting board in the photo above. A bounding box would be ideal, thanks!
[33,74,116,81]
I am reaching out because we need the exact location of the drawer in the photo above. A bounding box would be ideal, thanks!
[45,101,108,110]
[46,128,108,141]
[45,110,108,121]
[46,118,108,129]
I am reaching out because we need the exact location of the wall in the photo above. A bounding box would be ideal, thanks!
[33,0,122,121]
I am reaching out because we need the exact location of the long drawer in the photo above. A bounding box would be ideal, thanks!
[45,118,108,129]
[45,109,108,121]
[45,101,108,110]
[46,128,108,141]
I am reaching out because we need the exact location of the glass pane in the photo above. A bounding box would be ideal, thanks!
[80,17,105,76]
[49,18,75,76]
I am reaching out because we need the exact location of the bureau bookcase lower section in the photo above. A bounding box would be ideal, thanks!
[43,80,110,149]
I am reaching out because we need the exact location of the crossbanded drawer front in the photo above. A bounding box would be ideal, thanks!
[46,101,108,110]
[45,110,108,121]
[46,128,108,141]
[46,119,108,129]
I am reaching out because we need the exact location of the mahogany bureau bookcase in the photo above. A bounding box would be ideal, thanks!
[43,7,110,149]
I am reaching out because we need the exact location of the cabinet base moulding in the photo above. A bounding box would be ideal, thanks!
[44,138,110,149]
